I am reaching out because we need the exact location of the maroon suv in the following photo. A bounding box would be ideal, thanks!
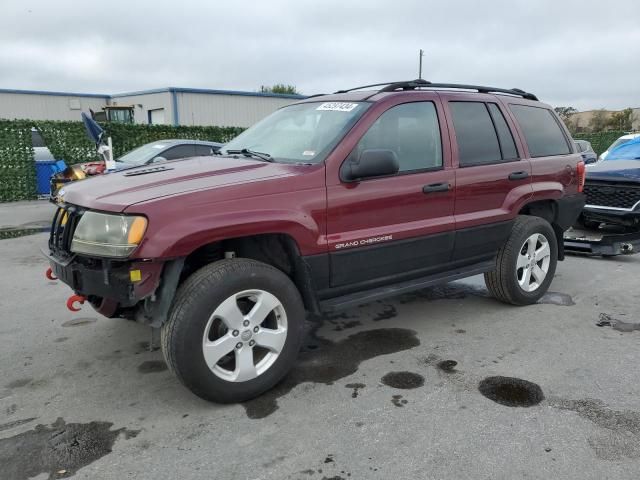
[45,79,586,403]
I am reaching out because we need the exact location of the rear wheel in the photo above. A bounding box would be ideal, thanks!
[161,258,305,403]
[485,216,558,305]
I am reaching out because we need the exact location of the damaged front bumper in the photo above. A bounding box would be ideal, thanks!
[43,248,166,317]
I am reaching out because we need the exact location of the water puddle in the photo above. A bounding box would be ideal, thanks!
[380,371,425,389]
[478,376,544,407]
[241,327,420,419]
[0,418,139,480]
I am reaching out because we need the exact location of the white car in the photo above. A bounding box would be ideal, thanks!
[599,133,640,160]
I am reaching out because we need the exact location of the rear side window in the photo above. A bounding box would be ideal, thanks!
[353,102,442,172]
[510,105,571,157]
[450,102,502,166]
[487,103,518,160]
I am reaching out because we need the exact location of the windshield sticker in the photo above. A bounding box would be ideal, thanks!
[316,102,359,112]
[302,150,316,156]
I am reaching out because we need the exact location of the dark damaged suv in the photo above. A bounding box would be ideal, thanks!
[45,79,586,403]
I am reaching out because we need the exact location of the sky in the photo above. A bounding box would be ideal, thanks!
[1,0,638,111]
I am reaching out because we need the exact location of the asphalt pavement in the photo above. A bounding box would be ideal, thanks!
[1,201,639,480]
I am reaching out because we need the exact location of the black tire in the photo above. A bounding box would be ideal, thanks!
[484,215,558,306]
[161,258,305,403]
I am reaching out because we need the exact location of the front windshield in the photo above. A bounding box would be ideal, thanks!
[117,142,171,165]
[220,101,370,164]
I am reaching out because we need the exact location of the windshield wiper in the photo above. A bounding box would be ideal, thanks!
[225,148,274,162]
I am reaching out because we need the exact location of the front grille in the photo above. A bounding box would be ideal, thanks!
[49,206,82,257]
[584,182,640,209]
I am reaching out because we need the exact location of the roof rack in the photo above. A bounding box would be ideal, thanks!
[333,79,538,101]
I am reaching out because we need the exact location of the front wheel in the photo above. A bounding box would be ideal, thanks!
[485,216,558,305]
[161,258,305,403]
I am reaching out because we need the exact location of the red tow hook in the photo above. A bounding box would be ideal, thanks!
[45,267,58,281]
[67,295,86,312]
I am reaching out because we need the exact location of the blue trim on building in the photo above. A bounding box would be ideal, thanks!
[111,87,306,100]
[170,89,179,126]
[0,88,109,99]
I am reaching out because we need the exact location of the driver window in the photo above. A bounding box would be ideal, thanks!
[353,102,442,172]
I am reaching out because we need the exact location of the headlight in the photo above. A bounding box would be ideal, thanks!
[71,211,147,258]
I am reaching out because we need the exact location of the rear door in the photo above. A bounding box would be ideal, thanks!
[442,95,532,265]
[506,102,578,197]
[326,97,456,289]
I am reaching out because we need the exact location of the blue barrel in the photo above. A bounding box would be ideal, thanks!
[35,160,67,195]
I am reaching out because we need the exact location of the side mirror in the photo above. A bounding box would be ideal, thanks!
[149,156,167,164]
[342,149,399,182]
[585,157,597,165]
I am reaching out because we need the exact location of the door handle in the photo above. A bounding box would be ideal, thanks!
[422,182,451,193]
[508,171,529,181]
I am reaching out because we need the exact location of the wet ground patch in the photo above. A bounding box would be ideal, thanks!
[5,378,32,389]
[548,397,640,460]
[478,376,544,407]
[538,292,575,306]
[0,418,139,480]
[373,304,397,321]
[61,317,97,327]
[241,327,420,419]
[0,227,48,240]
[381,371,425,389]
[596,313,640,332]
[0,418,37,433]
[137,360,168,374]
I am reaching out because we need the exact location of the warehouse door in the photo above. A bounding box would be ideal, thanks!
[148,109,166,125]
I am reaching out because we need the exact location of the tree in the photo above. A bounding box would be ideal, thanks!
[554,106,577,134]
[554,106,577,122]
[607,108,634,131]
[589,109,609,132]
[260,84,300,95]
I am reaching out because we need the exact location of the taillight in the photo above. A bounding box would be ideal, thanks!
[576,160,586,193]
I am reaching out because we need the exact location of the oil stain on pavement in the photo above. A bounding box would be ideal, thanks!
[437,360,458,373]
[380,371,425,389]
[344,383,366,398]
[478,376,544,407]
[0,418,139,480]
[241,328,420,419]
[596,313,640,332]
[61,317,97,327]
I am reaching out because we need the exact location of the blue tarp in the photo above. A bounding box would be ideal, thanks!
[607,136,640,160]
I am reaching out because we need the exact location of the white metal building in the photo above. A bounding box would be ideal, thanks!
[0,87,304,127]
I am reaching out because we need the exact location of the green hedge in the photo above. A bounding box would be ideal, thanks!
[0,119,245,202]
[0,120,36,202]
[34,121,245,165]
[573,131,626,156]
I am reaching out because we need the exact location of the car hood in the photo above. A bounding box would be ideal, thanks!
[586,160,640,183]
[59,156,297,211]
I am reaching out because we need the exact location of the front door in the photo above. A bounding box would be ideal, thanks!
[326,99,456,290]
